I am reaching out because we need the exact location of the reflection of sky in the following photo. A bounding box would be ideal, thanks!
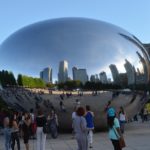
[0,18,147,81]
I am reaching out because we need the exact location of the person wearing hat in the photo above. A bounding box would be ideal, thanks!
[107,107,123,150]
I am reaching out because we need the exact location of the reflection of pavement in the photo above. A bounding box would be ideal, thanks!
[0,122,150,150]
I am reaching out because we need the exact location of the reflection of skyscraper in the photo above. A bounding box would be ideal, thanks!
[136,51,148,84]
[143,43,150,58]
[72,67,88,84]
[40,67,52,83]
[109,64,120,85]
[58,60,68,83]
[99,71,107,84]
[119,73,128,87]
[124,59,135,85]
[90,75,96,82]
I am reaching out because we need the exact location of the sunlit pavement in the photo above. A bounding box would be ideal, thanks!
[0,121,150,150]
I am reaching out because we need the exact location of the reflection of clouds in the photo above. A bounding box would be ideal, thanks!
[117,47,125,55]
[136,61,144,73]
[98,65,112,79]
[0,18,147,81]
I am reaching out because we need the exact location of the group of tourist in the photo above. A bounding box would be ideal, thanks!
[71,101,127,150]
[1,101,127,150]
[105,101,126,150]
[2,108,58,150]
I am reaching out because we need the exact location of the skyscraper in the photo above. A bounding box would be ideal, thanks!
[136,51,148,84]
[72,67,88,84]
[124,59,135,85]
[90,75,96,82]
[40,67,52,83]
[99,71,108,84]
[109,64,120,85]
[58,60,68,83]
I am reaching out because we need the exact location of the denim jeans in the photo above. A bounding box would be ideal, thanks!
[4,127,11,150]
[36,127,46,150]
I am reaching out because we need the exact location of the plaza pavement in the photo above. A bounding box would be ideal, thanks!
[0,121,150,150]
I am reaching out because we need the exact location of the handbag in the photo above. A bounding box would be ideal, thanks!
[43,123,49,134]
[119,136,126,148]
[113,127,126,148]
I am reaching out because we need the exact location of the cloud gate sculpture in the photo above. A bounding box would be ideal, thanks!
[0,17,149,131]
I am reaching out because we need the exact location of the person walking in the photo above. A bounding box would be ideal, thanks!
[22,112,31,150]
[36,108,47,150]
[118,106,126,134]
[9,115,20,150]
[47,110,58,138]
[107,108,122,150]
[30,108,36,139]
[85,105,94,148]
[3,116,11,150]
[72,106,88,150]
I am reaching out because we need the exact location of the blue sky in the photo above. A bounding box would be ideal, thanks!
[0,0,150,44]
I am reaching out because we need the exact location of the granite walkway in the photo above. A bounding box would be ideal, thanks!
[0,121,150,150]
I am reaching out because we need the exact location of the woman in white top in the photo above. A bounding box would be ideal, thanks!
[118,106,126,134]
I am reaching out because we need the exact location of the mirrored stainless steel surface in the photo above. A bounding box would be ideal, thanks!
[0,18,149,84]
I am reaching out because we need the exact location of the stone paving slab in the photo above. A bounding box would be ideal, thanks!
[0,122,150,150]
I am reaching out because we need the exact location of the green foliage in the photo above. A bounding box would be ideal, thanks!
[17,74,23,86]
[46,83,55,88]
[0,70,16,87]
[58,80,82,90]
[57,80,122,90]
[83,81,121,90]
[17,74,46,88]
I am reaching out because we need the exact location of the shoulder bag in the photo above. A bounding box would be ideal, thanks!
[113,127,126,149]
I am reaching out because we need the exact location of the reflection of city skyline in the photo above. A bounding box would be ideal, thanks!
[0,18,149,84]
[40,52,148,85]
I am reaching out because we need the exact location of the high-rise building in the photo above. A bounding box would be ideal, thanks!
[90,74,100,83]
[90,75,96,82]
[136,51,148,84]
[95,74,100,82]
[99,71,107,84]
[107,78,111,84]
[143,43,150,57]
[124,59,135,85]
[58,60,68,83]
[72,67,88,84]
[40,67,52,83]
[109,64,120,85]
[119,73,128,87]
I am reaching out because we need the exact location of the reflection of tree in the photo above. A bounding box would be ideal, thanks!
[0,70,16,87]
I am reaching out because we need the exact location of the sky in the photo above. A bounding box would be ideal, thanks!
[0,0,150,45]
[0,0,150,81]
